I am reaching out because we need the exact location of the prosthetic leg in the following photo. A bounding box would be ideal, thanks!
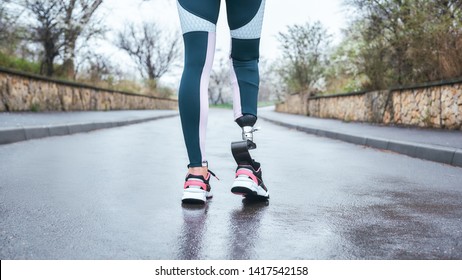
[231,115,269,200]
[231,115,258,166]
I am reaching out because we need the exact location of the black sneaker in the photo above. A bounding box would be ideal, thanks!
[182,170,217,204]
[231,161,269,199]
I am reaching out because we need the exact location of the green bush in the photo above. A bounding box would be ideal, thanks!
[0,52,41,74]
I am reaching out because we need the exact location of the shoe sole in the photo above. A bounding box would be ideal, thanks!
[182,189,212,204]
[231,177,269,199]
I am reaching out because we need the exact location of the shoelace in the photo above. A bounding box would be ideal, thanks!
[208,169,220,181]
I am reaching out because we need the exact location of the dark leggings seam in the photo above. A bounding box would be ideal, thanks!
[177,1,217,25]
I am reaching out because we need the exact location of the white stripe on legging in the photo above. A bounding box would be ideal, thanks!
[199,32,216,165]
[229,58,243,120]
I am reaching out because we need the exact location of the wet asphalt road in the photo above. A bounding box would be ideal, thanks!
[1,109,461,260]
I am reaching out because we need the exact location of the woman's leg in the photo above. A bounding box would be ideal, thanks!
[226,0,266,122]
[177,0,221,174]
[226,0,270,199]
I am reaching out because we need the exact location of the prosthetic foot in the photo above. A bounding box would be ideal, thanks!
[231,115,269,200]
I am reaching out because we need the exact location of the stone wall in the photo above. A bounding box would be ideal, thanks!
[0,67,178,112]
[276,79,462,130]
[276,92,308,115]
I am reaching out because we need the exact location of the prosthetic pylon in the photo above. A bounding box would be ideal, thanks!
[231,115,259,166]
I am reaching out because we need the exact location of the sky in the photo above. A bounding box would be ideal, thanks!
[98,0,347,86]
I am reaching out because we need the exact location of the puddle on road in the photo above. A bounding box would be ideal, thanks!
[177,204,210,260]
[227,199,269,259]
[176,198,270,260]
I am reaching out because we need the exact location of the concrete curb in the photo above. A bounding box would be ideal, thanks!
[260,116,462,168]
[0,113,178,145]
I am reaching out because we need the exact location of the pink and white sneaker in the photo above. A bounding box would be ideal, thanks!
[231,161,269,199]
[182,170,217,204]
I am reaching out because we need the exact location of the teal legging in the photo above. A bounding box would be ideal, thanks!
[177,0,266,167]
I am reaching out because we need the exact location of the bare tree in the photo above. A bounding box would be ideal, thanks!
[24,0,64,76]
[0,0,17,53]
[0,1,11,42]
[0,1,37,67]
[277,21,331,94]
[116,21,180,89]
[209,57,231,105]
[75,50,114,84]
[259,59,285,102]
[61,0,104,79]
[18,0,104,77]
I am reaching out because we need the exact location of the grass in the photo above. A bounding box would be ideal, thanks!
[210,103,233,109]
[258,101,276,107]
[210,101,276,109]
[0,52,40,74]
[30,103,41,112]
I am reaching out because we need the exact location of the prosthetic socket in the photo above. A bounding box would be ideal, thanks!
[231,115,259,166]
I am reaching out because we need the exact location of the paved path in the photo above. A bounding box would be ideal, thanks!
[0,110,178,145]
[0,110,176,128]
[1,109,461,259]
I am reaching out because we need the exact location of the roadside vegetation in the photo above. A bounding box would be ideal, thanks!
[275,0,462,96]
[1,0,461,101]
